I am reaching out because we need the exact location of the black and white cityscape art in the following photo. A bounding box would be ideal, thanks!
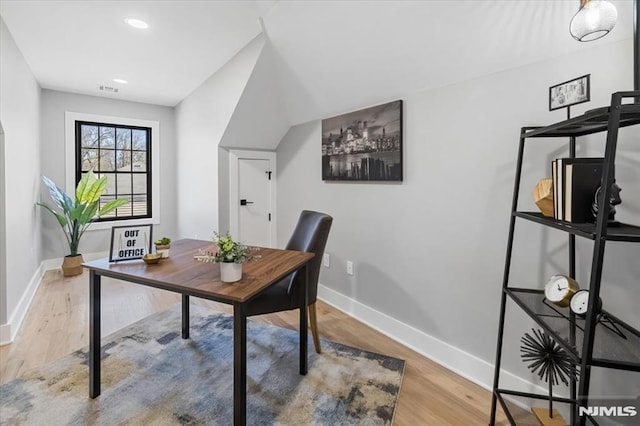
[322,100,402,181]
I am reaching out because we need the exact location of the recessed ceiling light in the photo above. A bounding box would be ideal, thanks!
[125,18,149,29]
[112,78,128,84]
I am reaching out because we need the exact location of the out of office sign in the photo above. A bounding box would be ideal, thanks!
[109,225,152,262]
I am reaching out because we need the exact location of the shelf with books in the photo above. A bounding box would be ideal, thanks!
[505,288,640,372]
[514,212,640,242]
[490,91,640,426]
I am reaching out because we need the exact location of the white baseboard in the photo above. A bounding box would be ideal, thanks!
[317,284,548,411]
[0,251,108,346]
[41,251,109,272]
[0,325,9,345]
[41,257,61,272]
[0,262,45,346]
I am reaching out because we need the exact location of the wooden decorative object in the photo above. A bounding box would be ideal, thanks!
[531,407,566,426]
[533,178,554,217]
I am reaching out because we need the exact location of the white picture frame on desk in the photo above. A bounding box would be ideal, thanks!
[109,224,153,262]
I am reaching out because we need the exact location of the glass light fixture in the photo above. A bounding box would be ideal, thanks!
[570,0,618,42]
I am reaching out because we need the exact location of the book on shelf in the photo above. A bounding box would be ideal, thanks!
[552,157,604,222]
[552,159,559,219]
[565,160,604,223]
[553,158,572,220]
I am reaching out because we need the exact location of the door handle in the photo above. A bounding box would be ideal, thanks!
[240,199,254,206]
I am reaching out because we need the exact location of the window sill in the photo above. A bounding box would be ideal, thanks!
[86,217,159,232]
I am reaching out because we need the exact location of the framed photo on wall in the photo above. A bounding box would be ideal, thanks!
[321,100,403,181]
[549,74,590,111]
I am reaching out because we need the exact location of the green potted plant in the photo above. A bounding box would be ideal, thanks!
[195,232,254,282]
[154,237,171,258]
[37,170,128,276]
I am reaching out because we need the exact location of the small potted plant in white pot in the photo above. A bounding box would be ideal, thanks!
[195,232,253,282]
[154,237,171,258]
[37,171,128,276]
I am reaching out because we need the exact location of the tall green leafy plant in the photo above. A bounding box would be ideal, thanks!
[37,171,128,256]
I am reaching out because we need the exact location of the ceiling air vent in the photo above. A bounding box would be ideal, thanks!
[98,85,119,93]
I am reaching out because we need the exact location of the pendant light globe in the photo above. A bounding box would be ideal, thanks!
[570,0,618,42]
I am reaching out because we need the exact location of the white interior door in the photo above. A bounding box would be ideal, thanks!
[229,150,276,248]
[238,159,270,246]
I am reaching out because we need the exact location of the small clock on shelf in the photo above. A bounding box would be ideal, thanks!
[544,275,580,307]
[569,289,602,317]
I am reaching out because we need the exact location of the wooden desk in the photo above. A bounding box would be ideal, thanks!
[83,239,314,425]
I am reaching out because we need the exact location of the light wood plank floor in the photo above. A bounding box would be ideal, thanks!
[0,269,531,425]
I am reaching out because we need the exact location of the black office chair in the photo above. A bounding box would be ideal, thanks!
[247,210,333,353]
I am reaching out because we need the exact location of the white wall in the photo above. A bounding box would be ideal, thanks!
[0,17,42,340]
[39,90,177,259]
[175,34,264,240]
[0,124,6,325]
[220,40,290,150]
[218,147,230,234]
[217,39,291,234]
[276,38,639,397]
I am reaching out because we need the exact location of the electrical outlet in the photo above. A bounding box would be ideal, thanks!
[346,260,354,275]
[323,253,330,268]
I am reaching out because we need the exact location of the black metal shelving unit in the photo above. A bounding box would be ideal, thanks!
[489,92,640,426]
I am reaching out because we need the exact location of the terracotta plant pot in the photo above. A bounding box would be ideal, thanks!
[62,254,84,277]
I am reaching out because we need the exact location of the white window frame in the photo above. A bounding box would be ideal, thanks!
[65,112,160,231]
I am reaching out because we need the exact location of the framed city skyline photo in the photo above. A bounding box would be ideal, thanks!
[322,100,402,181]
[549,74,590,111]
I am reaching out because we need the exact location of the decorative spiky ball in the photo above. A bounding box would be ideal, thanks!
[520,328,577,386]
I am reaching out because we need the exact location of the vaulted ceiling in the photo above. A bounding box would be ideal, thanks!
[1,0,634,124]
[0,1,268,106]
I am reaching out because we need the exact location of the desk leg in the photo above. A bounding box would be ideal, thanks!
[233,302,247,426]
[300,264,308,375]
[89,271,101,398]
[182,295,190,339]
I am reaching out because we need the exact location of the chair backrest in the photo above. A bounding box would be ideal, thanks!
[285,210,333,304]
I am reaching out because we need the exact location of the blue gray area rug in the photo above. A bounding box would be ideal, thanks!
[1,305,404,425]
